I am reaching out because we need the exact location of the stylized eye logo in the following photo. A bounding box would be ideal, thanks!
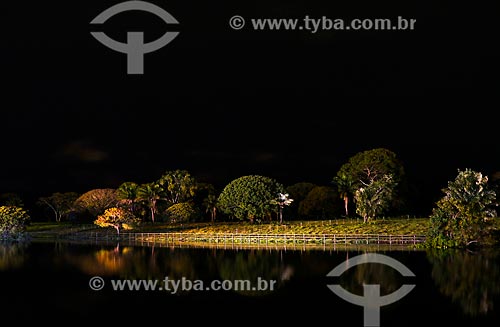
[90,1,180,74]
[327,253,416,327]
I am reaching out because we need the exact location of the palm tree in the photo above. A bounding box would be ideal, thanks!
[116,182,138,213]
[136,183,162,223]
[271,193,293,224]
[203,193,218,223]
[333,174,352,217]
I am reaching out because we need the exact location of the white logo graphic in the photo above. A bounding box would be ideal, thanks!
[327,253,415,326]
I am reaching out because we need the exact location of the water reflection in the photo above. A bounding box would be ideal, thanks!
[63,244,133,276]
[339,258,403,296]
[427,250,500,315]
[63,243,293,295]
[63,244,198,280]
[217,250,294,295]
[3,240,500,315]
[0,242,26,270]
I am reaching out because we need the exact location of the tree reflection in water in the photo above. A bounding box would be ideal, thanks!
[338,253,404,297]
[0,242,26,270]
[217,249,294,296]
[65,244,293,295]
[427,250,500,315]
[65,244,197,281]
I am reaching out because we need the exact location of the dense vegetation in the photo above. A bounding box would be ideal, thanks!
[427,169,497,248]
[0,206,30,240]
[2,148,499,247]
[217,175,283,223]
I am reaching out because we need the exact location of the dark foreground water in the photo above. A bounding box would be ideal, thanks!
[1,241,499,325]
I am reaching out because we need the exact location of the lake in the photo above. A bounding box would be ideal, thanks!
[1,241,499,325]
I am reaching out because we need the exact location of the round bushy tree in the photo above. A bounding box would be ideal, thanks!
[165,202,200,223]
[74,188,117,217]
[218,175,284,222]
[428,169,497,248]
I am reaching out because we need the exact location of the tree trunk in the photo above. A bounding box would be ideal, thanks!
[343,196,349,216]
[279,207,283,224]
[211,207,216,223]
[150,207,155,223]
[44,201,58,222]
[115,226,120,235]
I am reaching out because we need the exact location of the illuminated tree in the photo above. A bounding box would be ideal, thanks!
[165,202,200,223]
[354,174,397,223]
[218,175,284,222]
[335,148,405,214]
[74,189,117,217]
[157,170,197,205]
[136,183,162,223]
[333,174,352,216]
[116,182,139,212]
[428,169,496,248]
[94,207,139,235]
[271,193,293,224]
[0,206,30,240]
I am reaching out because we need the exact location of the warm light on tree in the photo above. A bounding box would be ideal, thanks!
[94,207,140,235]
[74,189,117,217]
[0,206,30,240]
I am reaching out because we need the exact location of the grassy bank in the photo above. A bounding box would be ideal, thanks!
[26,222,96,238]
[28,218,430,236]
[135,218,430,235]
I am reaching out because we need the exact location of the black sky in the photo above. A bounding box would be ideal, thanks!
[1,0,499,213]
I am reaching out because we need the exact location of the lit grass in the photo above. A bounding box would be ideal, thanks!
[135,218,430,235]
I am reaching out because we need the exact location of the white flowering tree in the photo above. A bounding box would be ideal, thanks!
[271,193,294,224]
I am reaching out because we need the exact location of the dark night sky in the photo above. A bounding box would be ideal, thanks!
[1,0,499,213]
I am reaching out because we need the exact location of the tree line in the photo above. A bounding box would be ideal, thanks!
[1,148,499,247]
[31,148,406,225]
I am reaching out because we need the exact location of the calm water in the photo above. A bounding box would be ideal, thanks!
[1,241,499,325]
